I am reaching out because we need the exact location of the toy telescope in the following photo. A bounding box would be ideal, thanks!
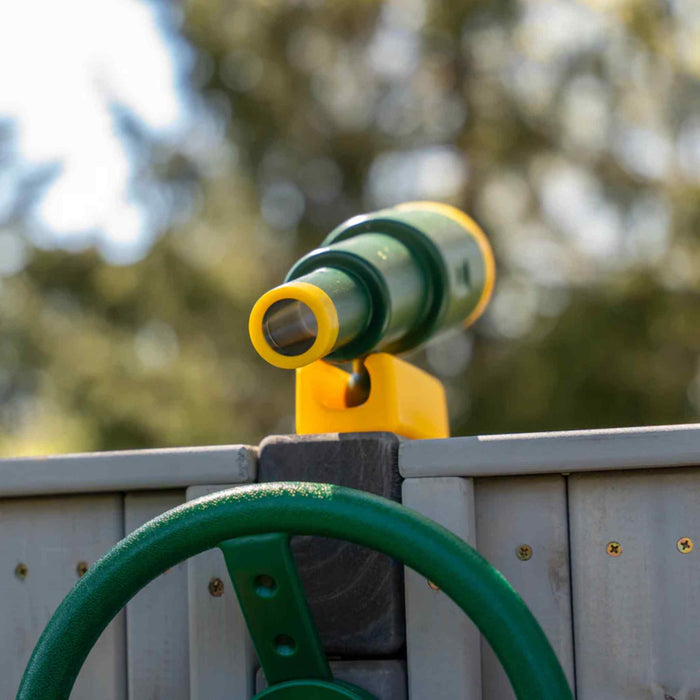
[249,202,495,438]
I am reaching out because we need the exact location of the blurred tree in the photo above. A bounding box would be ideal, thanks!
[0,0,699,455]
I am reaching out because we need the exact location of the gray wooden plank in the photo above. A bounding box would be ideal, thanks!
[186,485,256,700]
[0,444,257,497]
[0,494,126,699]
[125,490,188,700]
[402,477,481,700]
[400,423,700,478]
[569,467,700,699]
[474,476,575,699]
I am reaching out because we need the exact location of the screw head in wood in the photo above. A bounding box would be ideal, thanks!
[15,563,28,580]
[606,541,622,557]
[208,577,224,597]
[516,544,532,561]
[677,537,694,554]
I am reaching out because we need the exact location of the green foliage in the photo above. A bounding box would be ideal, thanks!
[1,0,699,455]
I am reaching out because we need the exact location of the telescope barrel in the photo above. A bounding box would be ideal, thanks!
[249,202,495,369]
[261,267,370,358]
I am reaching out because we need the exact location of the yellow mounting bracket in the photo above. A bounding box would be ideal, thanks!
[295,353,449,439]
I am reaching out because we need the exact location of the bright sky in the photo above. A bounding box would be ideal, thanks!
[0,0,190,263]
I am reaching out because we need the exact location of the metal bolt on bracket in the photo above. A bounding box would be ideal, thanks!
[677,537,694,554]
[208,577,225,597]
[516,545,533,561]
[77,561,89,577]
[15,563,28,580]
[606,541,622,557]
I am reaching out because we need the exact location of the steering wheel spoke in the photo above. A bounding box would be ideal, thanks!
[219,533,331,687]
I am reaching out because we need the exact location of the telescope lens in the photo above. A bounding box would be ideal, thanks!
[262,299,319,356]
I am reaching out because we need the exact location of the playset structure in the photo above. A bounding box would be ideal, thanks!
[4,204,698,699]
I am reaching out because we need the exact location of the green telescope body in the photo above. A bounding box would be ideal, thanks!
[249,202,495,369]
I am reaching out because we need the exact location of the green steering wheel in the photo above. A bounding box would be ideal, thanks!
[18,482,572,699]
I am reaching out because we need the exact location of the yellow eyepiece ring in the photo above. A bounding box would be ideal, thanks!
[248,281,339,369]
[396,201,496,327]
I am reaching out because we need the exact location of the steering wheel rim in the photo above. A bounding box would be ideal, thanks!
[18,482,572,699]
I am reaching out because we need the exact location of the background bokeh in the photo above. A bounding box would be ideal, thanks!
[1,0,699,456]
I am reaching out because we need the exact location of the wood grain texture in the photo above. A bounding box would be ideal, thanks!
[125,490,189,700]
[402,477,481,700]
[0,444,257,497]
[400,423,700,477]
[569,467,700,699]
[0,494,125,699]
[258,432,404,656]
[474,475,575,699]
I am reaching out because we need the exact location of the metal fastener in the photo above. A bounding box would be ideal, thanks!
[677,537,694,554]
[427,580,440,592]
[208,577,224,597]
[15,563,28,580]
[77,561,89,577]
[516,544,533,561]
[606,541,622,557]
